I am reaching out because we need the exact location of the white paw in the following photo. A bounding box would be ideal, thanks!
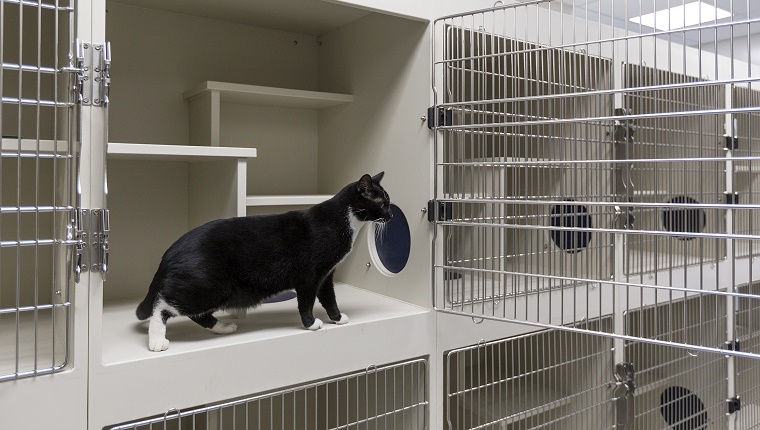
[307,318,323,331]
[148,337,170,352]
[333,313,349,325]
[211,320,238,334]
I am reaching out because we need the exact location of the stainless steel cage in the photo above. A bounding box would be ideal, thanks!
[0,0,77,381]
[432,0,760,359]
[106,358,429,430]
[445,323,616,430]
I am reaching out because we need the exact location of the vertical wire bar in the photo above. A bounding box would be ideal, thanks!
[34,0,42,377]
[15,0,24,378]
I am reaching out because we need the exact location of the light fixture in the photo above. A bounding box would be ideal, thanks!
[629,1,731,31]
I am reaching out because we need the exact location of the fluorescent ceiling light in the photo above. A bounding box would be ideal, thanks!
[629,1,731,31]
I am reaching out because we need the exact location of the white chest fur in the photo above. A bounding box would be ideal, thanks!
[347,208,365,246]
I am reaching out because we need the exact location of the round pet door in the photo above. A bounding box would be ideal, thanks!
[662,196,706,240]
[549,201,592,253]
[368,203,411,277]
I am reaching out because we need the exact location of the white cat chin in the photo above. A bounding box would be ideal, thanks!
[307,318,323,331]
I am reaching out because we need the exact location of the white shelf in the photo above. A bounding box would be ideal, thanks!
[108,142,257,161]
[94,283,432,424]
[183,82,353,109]
[101,283,427,365]
[246,194,332,207]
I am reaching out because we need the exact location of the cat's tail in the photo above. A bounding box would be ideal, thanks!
[136,275,161,320]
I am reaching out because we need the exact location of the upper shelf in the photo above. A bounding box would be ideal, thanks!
[183,82,353,110]
[108,143,257,161]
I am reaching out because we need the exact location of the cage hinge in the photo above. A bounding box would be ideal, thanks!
[427,107,452,129]
[613,362,635,430]
[724,135,739,150]
[73,209,110,282]
[723,339,741,352]
[427,200,452,223]
[725,191,740,205]
[74,40,112,107]
[727,396,741,415]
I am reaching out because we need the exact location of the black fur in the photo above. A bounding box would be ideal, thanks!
[136,172,391,334]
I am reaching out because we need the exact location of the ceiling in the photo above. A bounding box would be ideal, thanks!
[551,0,760,60]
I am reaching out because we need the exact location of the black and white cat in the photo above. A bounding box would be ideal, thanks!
[136,172,391,351]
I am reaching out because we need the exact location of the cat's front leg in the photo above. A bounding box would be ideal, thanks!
[296,284,322,330]
[317,272,349,325]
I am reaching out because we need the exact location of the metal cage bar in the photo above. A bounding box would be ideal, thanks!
[432,0,760,359]
[0,0,76,381]
[107,358,429,430]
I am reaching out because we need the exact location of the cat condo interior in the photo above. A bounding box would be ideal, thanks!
[431,0,760,428]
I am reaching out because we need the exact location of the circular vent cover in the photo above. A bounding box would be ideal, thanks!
[368,203,410,277]
[662,196,706,240]
[549,202,592,253]
[659,386,707,430]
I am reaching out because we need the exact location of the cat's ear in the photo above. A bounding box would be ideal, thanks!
[372,171,385,183]
[358,174,373,193]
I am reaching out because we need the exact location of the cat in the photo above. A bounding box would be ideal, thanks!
[136,172,391,352]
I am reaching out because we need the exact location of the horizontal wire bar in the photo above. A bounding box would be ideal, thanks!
[438,197,757,210]
[437,106,760,129]
[440,76,756,108]
[439,156,760,166]
[0,239,78,247]
[1,0,74,10]
[1,96,73,107]
[0,363,68,383]
[436,308,760,359]
[437,264,760,300]
[1,205,74,213]
[0,152,73,159]
[0,302,71,315]
[1,62,59,74]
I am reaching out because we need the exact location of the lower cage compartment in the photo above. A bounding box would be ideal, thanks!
[444,321,616,430]
[106,358,428,430]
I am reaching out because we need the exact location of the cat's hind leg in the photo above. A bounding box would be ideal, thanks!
[148,299,175,352]
[189,312,238,334]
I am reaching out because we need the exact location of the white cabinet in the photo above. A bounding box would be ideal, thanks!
[86,0,436,428]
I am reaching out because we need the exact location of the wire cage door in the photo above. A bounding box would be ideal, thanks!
[432,0,760,357]
[0,0,78,381]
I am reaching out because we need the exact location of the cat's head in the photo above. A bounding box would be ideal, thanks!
[351,172,392,223]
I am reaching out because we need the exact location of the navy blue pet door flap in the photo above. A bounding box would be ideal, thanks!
[368,204,411,277]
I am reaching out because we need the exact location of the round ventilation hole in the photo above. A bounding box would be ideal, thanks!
[662,196,706,240]
[659,386,707,430]
[549,201,592,253]
[368,203,410,277]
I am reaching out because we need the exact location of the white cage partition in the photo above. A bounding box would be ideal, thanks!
[106,358,428,430]
[432,0,760,358]
[0,0,77,381]
[736,282,760,428]
[445,322,616,430]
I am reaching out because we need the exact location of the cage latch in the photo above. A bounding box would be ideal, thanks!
[73,209,110,282]
[723,339,741,352]
[74,40,112,107]
[613,362,635,429]
[725,191,739,205]
[727,396,741,414]
[427,106,452,129]
[427,200,452,222]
